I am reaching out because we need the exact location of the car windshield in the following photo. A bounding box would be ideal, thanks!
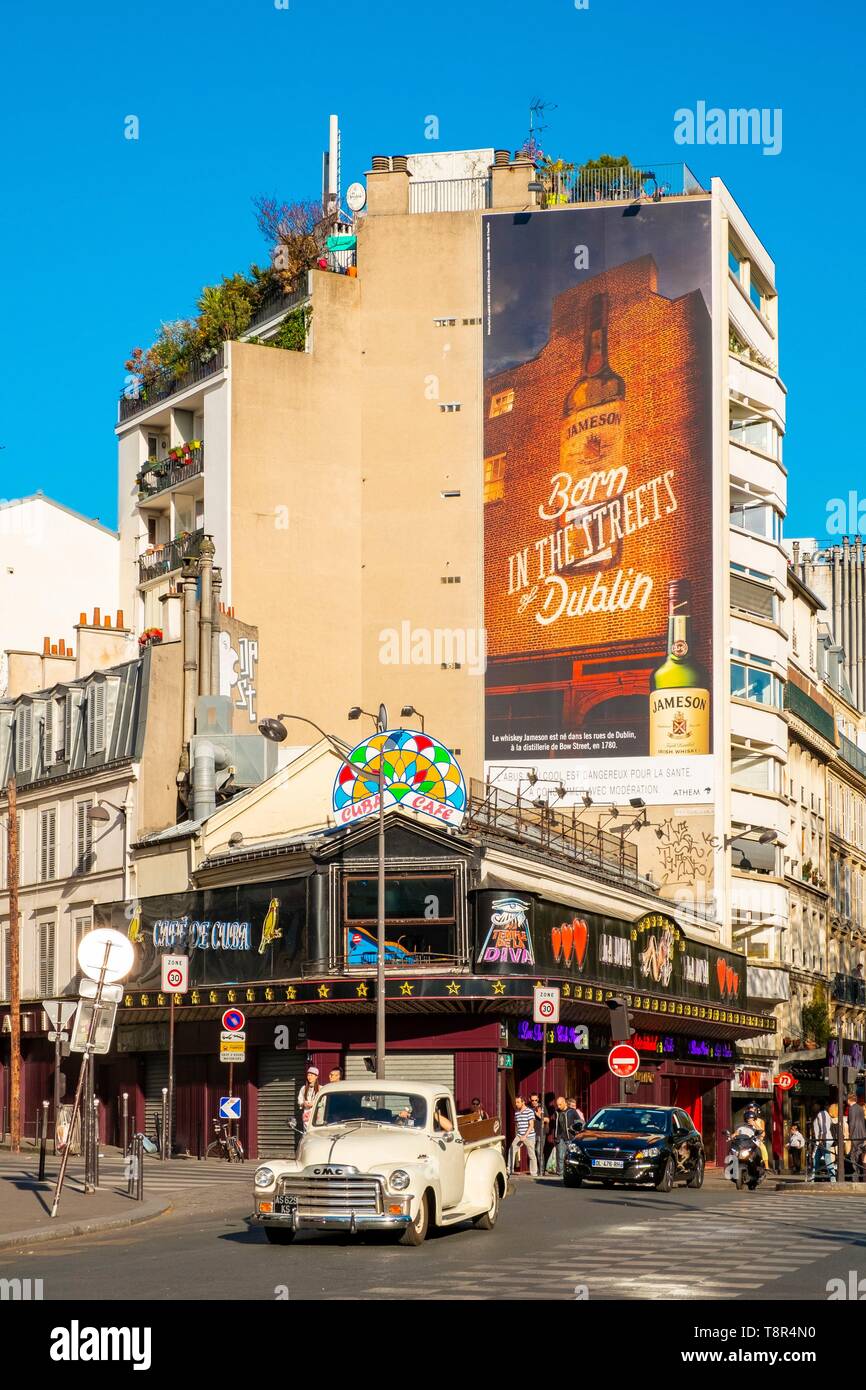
[311,1091,428,1128]
[585,1108,668,1135]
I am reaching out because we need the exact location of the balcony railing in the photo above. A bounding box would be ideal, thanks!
[839,732,866,780]
[832,972,866,1007]
[120,345,226,423]
[465,779,642,887]
[244,274,312,337]
[544,162,706,206]
[138,527,204,584]
[137,446,204,501]
[409,176,492,214]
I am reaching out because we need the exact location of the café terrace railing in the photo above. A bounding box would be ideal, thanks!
[465,778,643,888]
[301,952,470,977]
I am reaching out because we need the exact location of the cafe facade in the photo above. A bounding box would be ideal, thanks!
[20,801,764,1166]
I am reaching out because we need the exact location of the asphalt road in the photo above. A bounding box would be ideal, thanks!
[3,1175,866,1302]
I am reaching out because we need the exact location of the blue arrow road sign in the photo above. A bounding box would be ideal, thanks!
[219,1096,242,1121]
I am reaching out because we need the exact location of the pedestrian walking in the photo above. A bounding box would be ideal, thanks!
[810,1103,836,1182]
[786,1122,805,1174]
[848,1093,866,1183]
[298,1067,321,1132]
[328,1067,342,1084]
[553,1095,580,1175]
[508,1097,538,1177]
[529,1092,548,1175]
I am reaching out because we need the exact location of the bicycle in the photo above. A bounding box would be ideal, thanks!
[206,1119,245,1163]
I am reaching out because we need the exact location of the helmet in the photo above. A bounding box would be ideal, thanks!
[744,1103,759,1117]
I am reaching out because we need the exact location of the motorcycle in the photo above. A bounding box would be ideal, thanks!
[724,1126,766,1191]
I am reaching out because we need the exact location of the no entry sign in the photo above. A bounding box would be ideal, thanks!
[607,1043,640,1078]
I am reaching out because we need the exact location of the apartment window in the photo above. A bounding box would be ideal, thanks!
[730,573,780,623]
[484,452,507,504]
[87,683,106,755]
[489,389,514,418]
[73,913,91,963]
[729,503,783,544]
[14,705,32,772]
[730,660,784,709]
[75,799,94,872]
[731,748,781,793]
[38,919,56,997]
[39,808,57,882]
[730,413,782,462]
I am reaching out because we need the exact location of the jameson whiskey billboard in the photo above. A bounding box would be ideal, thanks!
[483,202,714,805]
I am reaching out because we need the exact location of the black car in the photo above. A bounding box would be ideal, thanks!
[563,1105,705,1192]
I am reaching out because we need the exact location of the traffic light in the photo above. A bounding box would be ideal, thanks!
[607,995,633,1042]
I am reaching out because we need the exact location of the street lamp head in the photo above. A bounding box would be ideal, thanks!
[400,705,416,719]
[581,792,593,808]
[87,803,111,823]
[347,706,363,721]
[258,717,288,743]
[758,830,778,845]
[629,797,646,809]
[526,769,538,787]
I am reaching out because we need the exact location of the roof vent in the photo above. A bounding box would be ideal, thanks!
[494,149,510,166]
[371,155,390,171]
[391,155,408,172]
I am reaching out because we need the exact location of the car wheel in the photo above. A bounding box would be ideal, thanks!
[472,1183,500,1231]
[264,1226,295,1245]
[655,1156,675,1192]
[399,1193,430,1246]
[563,1171,582,1188]
[686,1155,705,1189]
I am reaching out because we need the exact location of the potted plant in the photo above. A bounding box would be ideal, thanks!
[138,627,164,649]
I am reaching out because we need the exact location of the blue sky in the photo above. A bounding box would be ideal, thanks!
[0,0,861,536]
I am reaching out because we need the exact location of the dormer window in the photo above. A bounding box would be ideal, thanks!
[14,705,32,772]
[87,682,106,755]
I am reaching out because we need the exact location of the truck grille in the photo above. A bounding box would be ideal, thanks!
[277,1174,384,1215]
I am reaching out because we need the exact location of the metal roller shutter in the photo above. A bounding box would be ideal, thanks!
[143,1055,170,1143]
[345,1054,455,1091]
[257,1051,307,1158]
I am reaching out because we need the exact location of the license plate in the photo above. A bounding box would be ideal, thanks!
[275,1195,298,1214]
[592,1159,624,1169]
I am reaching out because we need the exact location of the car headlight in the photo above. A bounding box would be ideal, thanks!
[635,1146,662,1160]
[389,1169,411,1192]
[567,1142,580,1153]
[255,1166,276,1188]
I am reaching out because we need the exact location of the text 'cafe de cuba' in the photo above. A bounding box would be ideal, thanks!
[84,730,771,1165]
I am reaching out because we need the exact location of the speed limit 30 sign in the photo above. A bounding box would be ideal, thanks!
[160,955,189,993]
[533,986,561,1025]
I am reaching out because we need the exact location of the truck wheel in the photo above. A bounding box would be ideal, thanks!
[399,1194,429,1246]
[472,1183,500,1230]
[264,1227,295,1245]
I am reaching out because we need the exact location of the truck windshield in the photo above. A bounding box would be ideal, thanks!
[311,1092,428,1128]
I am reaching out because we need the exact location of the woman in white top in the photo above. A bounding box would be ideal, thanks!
[298,1067,320,1131]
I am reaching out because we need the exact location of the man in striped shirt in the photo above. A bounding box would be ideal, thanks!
[508,1096,538,1177]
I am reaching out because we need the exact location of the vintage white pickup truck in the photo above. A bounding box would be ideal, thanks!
[252,1081,508,1246]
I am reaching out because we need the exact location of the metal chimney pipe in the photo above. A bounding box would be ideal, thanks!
[211,567,223,699]
[198,536,215,697]
[181,568,198,748]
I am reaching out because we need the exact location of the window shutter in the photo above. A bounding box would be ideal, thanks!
[14,706,32,771]
[43,706,53,767]
[39,809,56,881]
[731,574,776,621]
[38,920,56,997]
[76,800,93,867]
[88,684,106,754]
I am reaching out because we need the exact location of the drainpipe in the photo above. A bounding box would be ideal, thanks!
[198,535,215,698]
[181,565,198,750]
[192,740,229,823]
[211,567,222,698]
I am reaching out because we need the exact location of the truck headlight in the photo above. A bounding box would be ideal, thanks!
[389,1169,411,1191]
[255,1166,276,1188]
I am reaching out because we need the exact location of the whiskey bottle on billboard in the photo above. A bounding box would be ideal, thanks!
[649,579,710,755]
[558,292,626,572]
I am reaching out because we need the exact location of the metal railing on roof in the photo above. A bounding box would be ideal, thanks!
[120,345,226,423]
[545,161,705,206]
[465,778,642,886]
[409,176,492,214]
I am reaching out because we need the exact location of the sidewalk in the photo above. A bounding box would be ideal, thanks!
[0,1150,169,1250]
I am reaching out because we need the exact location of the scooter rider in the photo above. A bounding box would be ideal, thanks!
[743,1103,769,1169]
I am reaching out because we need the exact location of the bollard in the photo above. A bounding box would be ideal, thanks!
[197,1117,203,1161]
[154,1113,162,1160]
[93,1097,100,1188]
[37,1101,50,1182]
[122,1092,129,1157]
[136,1133,144,1201]
[161,1088,168,1161]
